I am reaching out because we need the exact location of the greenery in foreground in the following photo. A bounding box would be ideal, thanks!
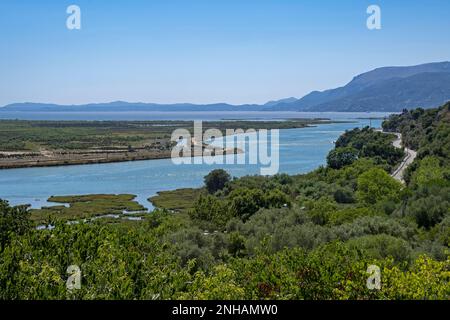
[1,104,449,300]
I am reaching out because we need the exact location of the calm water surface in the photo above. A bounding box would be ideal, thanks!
[0,112,386,209]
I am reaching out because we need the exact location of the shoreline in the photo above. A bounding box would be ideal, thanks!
[0,152,174,170]
[5,121,385,213]
[0,119,342,170]
[0,146,243,170]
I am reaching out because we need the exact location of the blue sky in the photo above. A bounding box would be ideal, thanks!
[1,0,449,106]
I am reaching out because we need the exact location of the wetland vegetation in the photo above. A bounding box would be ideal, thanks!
[1,104,449,299]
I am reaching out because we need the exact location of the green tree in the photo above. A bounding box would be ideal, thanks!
[382,255,450,299]
[228,232,246,257]
[176,265,245,300]
[189,194,231,227]
[327,147,358,169]
[204,169,231,194]
[264,189,291,208]
[333,187,355,204]
[0,200,31,252]
[356,168,403,205]
[229,188,265,221]
[306,197,338,226]
[411,156,448,188]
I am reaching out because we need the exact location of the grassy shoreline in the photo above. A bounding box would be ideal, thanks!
[149,188,204,214]
[29,194,148,224]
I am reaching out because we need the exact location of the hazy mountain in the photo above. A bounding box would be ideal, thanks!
[265,61,450,112]
[2,62,450,113]
[1,101,263,112]
[310,72,450,112]
[264,97,298,107]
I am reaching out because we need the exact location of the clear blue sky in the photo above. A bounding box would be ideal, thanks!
[1,0,449,106]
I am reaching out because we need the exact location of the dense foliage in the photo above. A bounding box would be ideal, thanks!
[330,127,404,169]
[204,169,231,194]
[1,105,449,300]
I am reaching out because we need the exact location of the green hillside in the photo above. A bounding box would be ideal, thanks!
[1,104,449,299]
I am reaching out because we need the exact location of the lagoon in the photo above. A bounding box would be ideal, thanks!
[0,113,385,209]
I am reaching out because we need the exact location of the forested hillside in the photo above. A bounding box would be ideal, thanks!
[1,104,449,300]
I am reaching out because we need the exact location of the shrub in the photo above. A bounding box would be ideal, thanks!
[406,196,449,229]
[265,189,291,208]
[344,234,413,263]
[333,187,355,204]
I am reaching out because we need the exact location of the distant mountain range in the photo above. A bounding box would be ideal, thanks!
[265,61,450,112]
[2,62,450,113]
[0,101,262,112]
